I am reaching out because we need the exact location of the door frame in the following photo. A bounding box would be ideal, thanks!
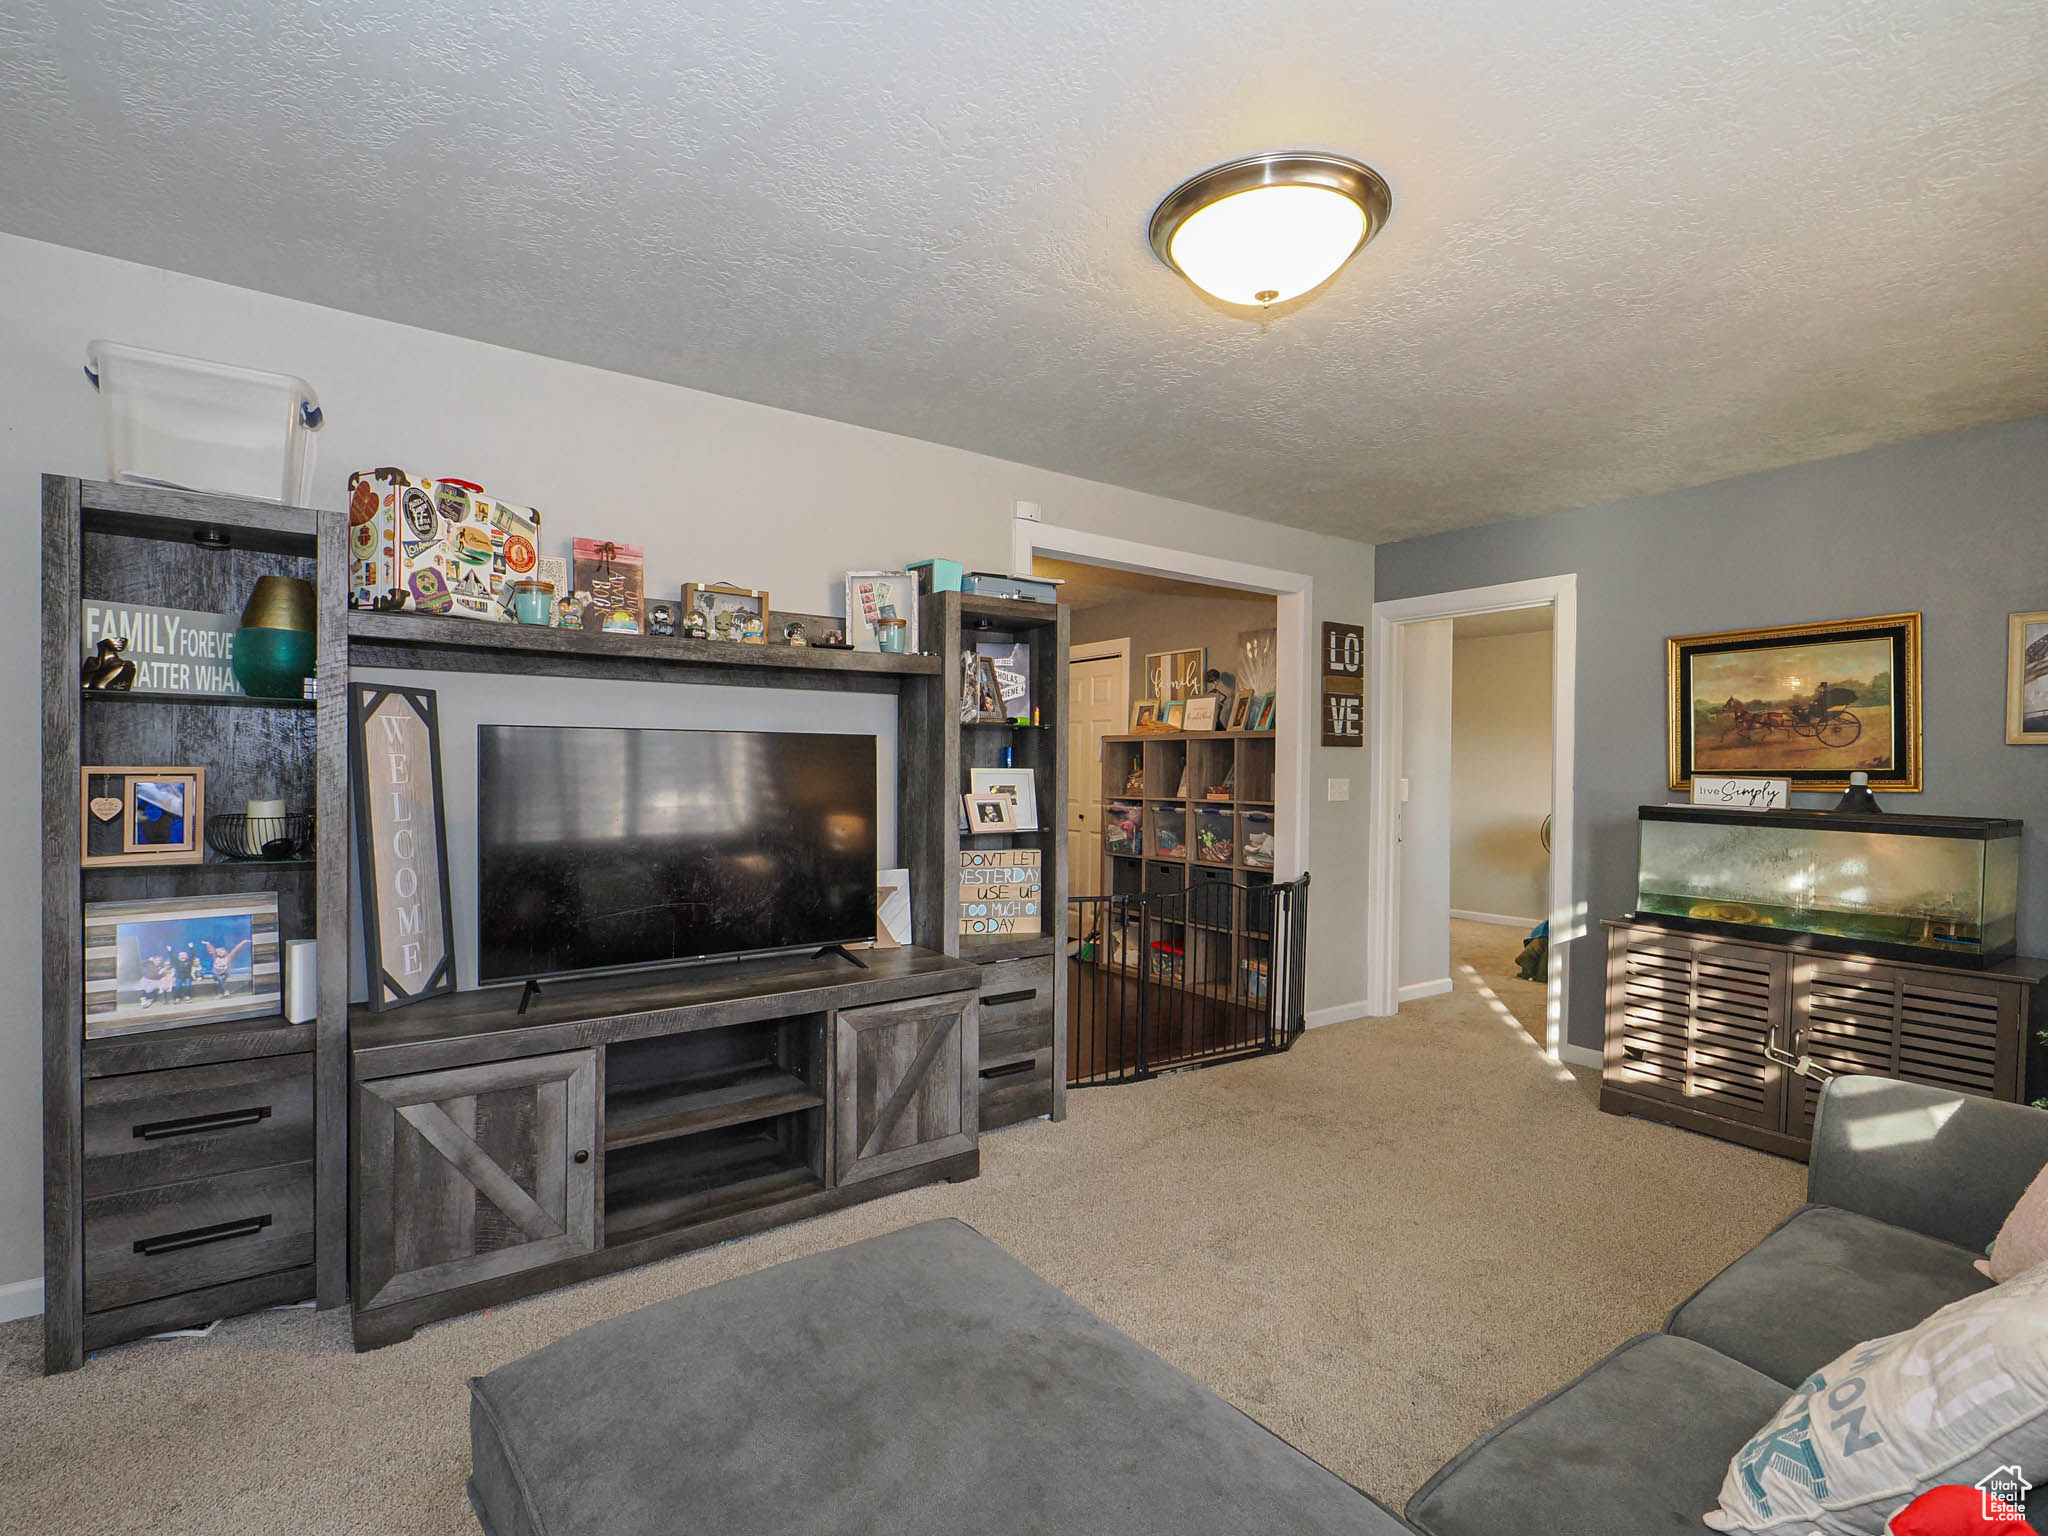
[1366,574,1584,1064]
[1067,638,1129,902]
[1013,518,1314,883]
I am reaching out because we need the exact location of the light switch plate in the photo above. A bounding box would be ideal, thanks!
[1328,777,1351,802]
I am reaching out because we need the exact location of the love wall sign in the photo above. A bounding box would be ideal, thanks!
[1321,621,1365,747]
[349,683,456,1010]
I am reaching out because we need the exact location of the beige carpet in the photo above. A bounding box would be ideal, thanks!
[0,965,1804,1535]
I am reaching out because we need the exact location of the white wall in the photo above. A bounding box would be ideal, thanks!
[1396,620,1452,995]
[1450,630,1553,923]
[0,231,1378,1297]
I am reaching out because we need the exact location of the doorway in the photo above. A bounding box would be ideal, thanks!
[1367,576,1583,1063]
[1067,642,1128,899]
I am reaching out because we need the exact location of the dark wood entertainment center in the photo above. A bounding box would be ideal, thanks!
[42,474,1071,1366]
[349,946,982,1348]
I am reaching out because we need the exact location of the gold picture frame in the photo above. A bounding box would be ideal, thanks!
[2007,610,2048,745]
[1666,612,1922,792]
[80,766,206,868]
[682,582,771,644]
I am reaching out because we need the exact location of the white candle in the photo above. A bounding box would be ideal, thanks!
[246,798,286,856]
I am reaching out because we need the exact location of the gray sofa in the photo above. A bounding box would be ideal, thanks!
[467,1076,2048,1536]
[1405,1074,2048,1535]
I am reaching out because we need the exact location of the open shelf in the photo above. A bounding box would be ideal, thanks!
[348,608,941,684]
[82,688,316,711]
[605,1064,823,1150]
[603,1124,821,1241]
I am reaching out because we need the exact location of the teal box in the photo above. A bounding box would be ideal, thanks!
[909,558,963,596]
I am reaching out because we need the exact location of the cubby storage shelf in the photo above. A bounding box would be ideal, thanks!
[348,608,941,685]
[603,1133,822,1243]
[604,1066,824,1150]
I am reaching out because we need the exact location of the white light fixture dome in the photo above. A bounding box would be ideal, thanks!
[1149,153,1392,309]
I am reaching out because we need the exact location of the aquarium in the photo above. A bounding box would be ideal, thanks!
[1635,806,2021,964]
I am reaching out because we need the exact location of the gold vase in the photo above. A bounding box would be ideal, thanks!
[241,575,315,632]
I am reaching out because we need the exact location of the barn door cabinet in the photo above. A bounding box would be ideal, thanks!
[1603,918,2047,1159]
[348,949,982,1348]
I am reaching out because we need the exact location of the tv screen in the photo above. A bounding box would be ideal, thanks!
[476,725,878,983]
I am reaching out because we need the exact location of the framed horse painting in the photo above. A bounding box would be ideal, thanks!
[1667,612,1922,792]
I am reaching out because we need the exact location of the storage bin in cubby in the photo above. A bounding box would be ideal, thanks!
[1239,810,1275,869]
[1103,800,1142,856]
[1146,804,1188,860]
[1193,806,1234,864]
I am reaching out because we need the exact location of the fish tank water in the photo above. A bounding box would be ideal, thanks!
[1635,806,2022,964]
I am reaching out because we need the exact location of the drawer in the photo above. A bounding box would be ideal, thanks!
[978,1051,1053,1131]
[84,1161,314,1313]
[977,956,1053,1007]
[84,1054,313,1198]
[977,957,1054,1065]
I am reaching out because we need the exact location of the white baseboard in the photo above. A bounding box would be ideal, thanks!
[1304,998,1372,1029]
[0,1276,44,1323]
[1450,909,1541,929]
[1397,977,1454,1004]
[1559,1044,1601,1069]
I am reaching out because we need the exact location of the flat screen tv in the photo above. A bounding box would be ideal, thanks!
[476,725,877,984]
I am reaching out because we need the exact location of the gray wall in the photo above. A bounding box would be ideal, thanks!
[1375,416,2048,1053]
[1069,591,1278,710]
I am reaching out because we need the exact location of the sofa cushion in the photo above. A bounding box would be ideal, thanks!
[1405,1333,1787,1536]
[468,1218,1417,1536]
[1666,1204,1990,1388]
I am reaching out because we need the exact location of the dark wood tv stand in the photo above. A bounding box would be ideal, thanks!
[348,945,982,1349]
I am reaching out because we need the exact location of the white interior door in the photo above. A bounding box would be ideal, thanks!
[1067,651,1127,899]
[1396,619,1454,999]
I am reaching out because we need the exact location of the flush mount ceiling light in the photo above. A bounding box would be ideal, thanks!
[1149,152,1392,309]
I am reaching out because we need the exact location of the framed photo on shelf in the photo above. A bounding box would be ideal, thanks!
[1666,611,1922,791]
[80,766,205,867]
[1163,699,1187,730]
[83,892,281,1037]
[1228,694,1253,730]
[2008,610,2048,744]
[963,791,1019,831]
[1144,647,1206,703]
[968,766,1038,829]
[975,639,1032,720]
[1182,696,1221,732]
[963,654,1009,722]
[1132,699,1161,731]
[682,582,771,644]
[844,571,919,653]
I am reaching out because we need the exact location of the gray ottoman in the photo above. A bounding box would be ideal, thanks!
[468,1218,1416,1536]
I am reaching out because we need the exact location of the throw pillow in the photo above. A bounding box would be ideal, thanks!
[1704,1258,2048,1535]
[1979,1165,2048,1282]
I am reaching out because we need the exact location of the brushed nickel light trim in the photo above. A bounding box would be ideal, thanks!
[1148,152,1393,307]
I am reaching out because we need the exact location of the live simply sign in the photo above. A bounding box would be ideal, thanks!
[1321,621,1364,747]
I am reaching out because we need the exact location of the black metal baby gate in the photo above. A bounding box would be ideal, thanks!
[1066,873,1308,1087]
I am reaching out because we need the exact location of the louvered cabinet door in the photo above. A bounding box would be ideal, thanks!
[1790,959,2020,1137]
[1606,927,1789,1130]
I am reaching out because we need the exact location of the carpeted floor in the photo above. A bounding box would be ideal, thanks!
[0,954,1805,1535]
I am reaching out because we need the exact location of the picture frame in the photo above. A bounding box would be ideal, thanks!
[2007,610,2048,745]
[875,866,913,949]
[80,766,205,867]
[844,571,920,654]
[682,582,771,644]
[965,655,1009,722]
[975,639,1033,720]
[1144,647,1206,704]
[1132,699,1161,731]
[1163,699,1187,730]
[349,683,457,1011]
[1228,694,1252,730]
[963,791,1019,831]
[1666,612,1922,791]
[969,766,1038,830]
[1182,695,1221,733]
[84,892,281,1037]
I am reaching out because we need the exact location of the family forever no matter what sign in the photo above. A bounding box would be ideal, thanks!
[350,683,456,1011]
[1321,621,1365,747]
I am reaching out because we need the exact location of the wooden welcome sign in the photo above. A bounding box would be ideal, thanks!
[349,683,457,1010]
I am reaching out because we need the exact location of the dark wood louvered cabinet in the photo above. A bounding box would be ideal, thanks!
[1603,918,2048,1160]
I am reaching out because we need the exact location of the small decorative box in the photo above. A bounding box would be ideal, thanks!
[960,570,1061,603]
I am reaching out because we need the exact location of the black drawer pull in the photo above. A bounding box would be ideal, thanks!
[134,1105,272,1141]
[982,989,1037,1008]
[133,1214,272,1256]
[980,1059,1036,1080]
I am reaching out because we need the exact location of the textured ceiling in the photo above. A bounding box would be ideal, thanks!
[4,0,2046,542]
